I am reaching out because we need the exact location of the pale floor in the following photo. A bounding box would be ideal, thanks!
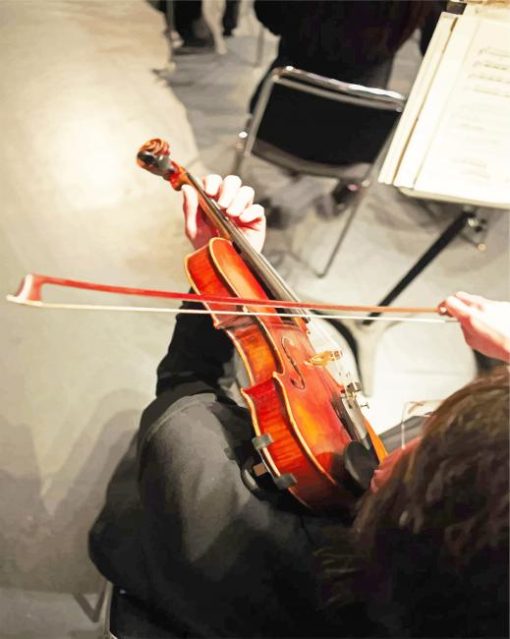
[1,2,509,637]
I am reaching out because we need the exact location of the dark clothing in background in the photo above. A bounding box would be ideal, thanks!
[173,0,203,42]
[223,0,241,36]
[254,0,443,81]
[154,1,241,44]
[154,0,211,45]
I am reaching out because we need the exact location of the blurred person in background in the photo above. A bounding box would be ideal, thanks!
[252,0,444,98]
[152,0,241,57]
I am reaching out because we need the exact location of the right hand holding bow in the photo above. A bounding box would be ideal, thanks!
[444,292,510,363]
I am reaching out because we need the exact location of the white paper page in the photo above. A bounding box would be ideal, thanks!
[379,12,457,184]
[394,15,479,189]
[414,17,510,207]
[465,3,510,23]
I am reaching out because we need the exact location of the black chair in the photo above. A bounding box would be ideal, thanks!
[232,66,405,276]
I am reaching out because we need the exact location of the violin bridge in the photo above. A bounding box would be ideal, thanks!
[306,349,342,367]
[341,381,369,410]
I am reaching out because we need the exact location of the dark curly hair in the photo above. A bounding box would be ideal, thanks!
[352,367,509,637]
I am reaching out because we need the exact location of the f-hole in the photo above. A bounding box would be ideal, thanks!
[281,337,306,389]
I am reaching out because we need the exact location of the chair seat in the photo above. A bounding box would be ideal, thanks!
[232,66,406,277]
[252,139,370,181]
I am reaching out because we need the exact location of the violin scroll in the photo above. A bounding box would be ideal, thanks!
[137,138,176,180]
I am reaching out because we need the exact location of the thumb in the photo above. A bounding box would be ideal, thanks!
[182,184,199,241]
[444,295,472,321]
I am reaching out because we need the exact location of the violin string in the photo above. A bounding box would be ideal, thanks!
[6,297,456,323]
[306,315,349,389]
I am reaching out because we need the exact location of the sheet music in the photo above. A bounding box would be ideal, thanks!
[413,17,510,207]
[380,4,510,208]
[379,12,457,185]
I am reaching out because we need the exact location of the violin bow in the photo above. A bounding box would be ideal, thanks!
[6,273,453,323]
[6,138,453,324]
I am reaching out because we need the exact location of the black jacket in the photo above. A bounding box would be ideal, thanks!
[255,0,445,79]
[89,307,377,637]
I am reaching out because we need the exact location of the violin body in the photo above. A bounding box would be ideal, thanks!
[188,237,364,510]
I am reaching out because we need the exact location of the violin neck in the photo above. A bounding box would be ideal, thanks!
[136,143,301,306]
[185,172,302,307]
[240,244,302,306]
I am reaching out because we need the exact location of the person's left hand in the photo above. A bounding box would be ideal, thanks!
[181,174,266,252]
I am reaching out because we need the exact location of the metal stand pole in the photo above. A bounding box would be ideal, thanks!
[362,207,475,326]
[335,206,478,394]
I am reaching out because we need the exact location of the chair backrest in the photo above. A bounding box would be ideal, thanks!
[243,66,405,174]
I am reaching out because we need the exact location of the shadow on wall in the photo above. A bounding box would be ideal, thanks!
[0,394,144,593]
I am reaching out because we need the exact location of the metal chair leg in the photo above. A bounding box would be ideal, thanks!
[314,182,370,278]
[231,131,248,175]
[255,23,265,67]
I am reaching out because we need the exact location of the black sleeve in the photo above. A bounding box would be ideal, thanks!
[156,300,234,396]
[135,300,239,447]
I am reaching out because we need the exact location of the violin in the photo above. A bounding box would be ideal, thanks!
[136,138,388,512]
